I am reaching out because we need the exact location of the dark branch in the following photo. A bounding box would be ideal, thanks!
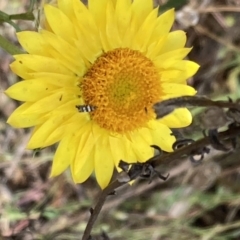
[82,181,122,240]
[153,96,240,118]
[82,124,240,240]
[150,124,240,169]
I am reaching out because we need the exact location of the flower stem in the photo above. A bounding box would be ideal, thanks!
[81,124,240,239]
[0,35,23,55]
[82,180,122,240]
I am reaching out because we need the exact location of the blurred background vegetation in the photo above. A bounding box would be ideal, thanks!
[1,0,240,239]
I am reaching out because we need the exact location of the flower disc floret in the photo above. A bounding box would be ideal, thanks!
[82,48,160,133]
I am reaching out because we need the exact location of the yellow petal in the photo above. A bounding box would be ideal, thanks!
[105,0,121,49]
[121,14,138,49]
[152,9,174,39]
[18,91,77,114]
[158,108,192,128]
[109,136,126,168]
[44,125,67,147]
[42,31,86,75]
[108,134,135,169]
[14,55,73,75]
[5,79,58,101]
[58,0,75,20]
[50,131,79,177]
[142,9,175,55]
[125,0,154,50]
[7,102,46,128]
[71,151,94,183]
[159,31,186,53]
[94,133,114,189]
[17,32,50,56]
[50,113,88,144]
[160,69,184,82]
[128,129,154,162]
[160,83,197,100]
[50,115,90,178]
[44,4,76,41]
[146,35,167,59]
[71,123,104,183]
[160,61,199,83]
[148,120,175,152]
[27,112,72,148]
[154,48,192,68]
[114,0,132,41]
[88,0,108,24]
[131,0,153,28]
[73,123,100,175]
[27,73,78,87]
[72,0,102,62]
[10,60,32,79]
[88,0,111,51]
[134,8,159,52]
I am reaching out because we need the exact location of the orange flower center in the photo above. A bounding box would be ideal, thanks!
[82,48,161,133]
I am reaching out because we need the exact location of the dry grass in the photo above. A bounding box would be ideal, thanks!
[2,0,240,239]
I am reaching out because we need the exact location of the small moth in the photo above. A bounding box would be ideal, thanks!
[76,105,96,113]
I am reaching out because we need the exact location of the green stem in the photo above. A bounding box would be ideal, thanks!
[0,11,20,31]
[8,12,35,21]
[28,0,37,13]
[0,0,36,55]
[0,35,23,55]
[0,8,35,32]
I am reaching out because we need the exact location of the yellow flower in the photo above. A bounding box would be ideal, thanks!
[5,0,199,189]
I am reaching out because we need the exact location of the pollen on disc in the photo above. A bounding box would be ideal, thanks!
[81,48,161,133]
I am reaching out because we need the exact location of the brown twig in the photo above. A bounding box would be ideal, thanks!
[199,6,240,13]
[82,123,240,240]
[151,125,240,168]
[153,95,240,118]
[82,180,122,240]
